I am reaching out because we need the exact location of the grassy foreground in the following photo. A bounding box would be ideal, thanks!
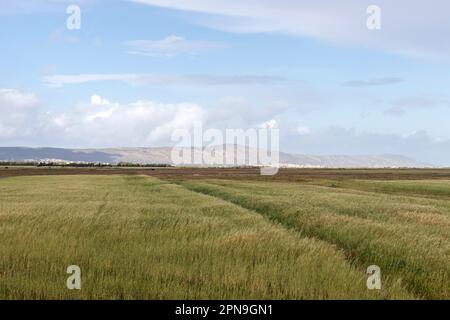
[181,179,450,299]
[0,174,447,299]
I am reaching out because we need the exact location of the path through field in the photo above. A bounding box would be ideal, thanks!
[0,174,448,299]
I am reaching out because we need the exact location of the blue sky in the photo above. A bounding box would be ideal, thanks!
[1,0,450,165]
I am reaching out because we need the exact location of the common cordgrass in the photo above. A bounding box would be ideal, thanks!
[0,175,412,299]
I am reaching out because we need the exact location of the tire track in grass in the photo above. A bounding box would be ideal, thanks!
[0,175,414,299]
[170,179,417,299]
[95,191,111,216]
[183,180,450,299]
[312,179,450,201]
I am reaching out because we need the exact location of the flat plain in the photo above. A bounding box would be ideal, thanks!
[0,168,448,299]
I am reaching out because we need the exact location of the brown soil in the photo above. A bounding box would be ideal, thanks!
[1,167,450,181]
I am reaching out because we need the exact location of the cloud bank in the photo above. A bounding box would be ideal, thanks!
[132,0,450,61]
[343,78,404,87]
[125,35,225,57]
[42,73,285,87]
[2,88,450,165]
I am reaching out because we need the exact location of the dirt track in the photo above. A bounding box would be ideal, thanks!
[1,167,450,181]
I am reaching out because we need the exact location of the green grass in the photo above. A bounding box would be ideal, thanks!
[319,179,450,199]
[180,179,450,299]
[0,175,415,299]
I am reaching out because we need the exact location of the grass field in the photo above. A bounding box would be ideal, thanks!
[0,169,448,299]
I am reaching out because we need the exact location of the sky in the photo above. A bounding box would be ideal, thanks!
[1,0,450,165]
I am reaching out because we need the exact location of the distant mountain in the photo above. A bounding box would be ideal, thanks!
[0,146,433,168]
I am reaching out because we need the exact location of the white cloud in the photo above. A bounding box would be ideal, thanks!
[125,35,225,57]
[91,94,111,105]
[343,78,404,87]
[384,97,450,116]
[0,89,287,147]
[0,0,101,15]
[0,88,39,108]
[42,74,137,88]
[46,95,207,147]
[259,119,278,129]
[42,73,285,87]
[132,0,450,61]
[0,89,39,139]
[296,126,311,136]
[283,126,450,166]
[3,88,450,165]
[0,88,206,146]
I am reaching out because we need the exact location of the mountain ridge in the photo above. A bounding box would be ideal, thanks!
[0,146,433,168]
